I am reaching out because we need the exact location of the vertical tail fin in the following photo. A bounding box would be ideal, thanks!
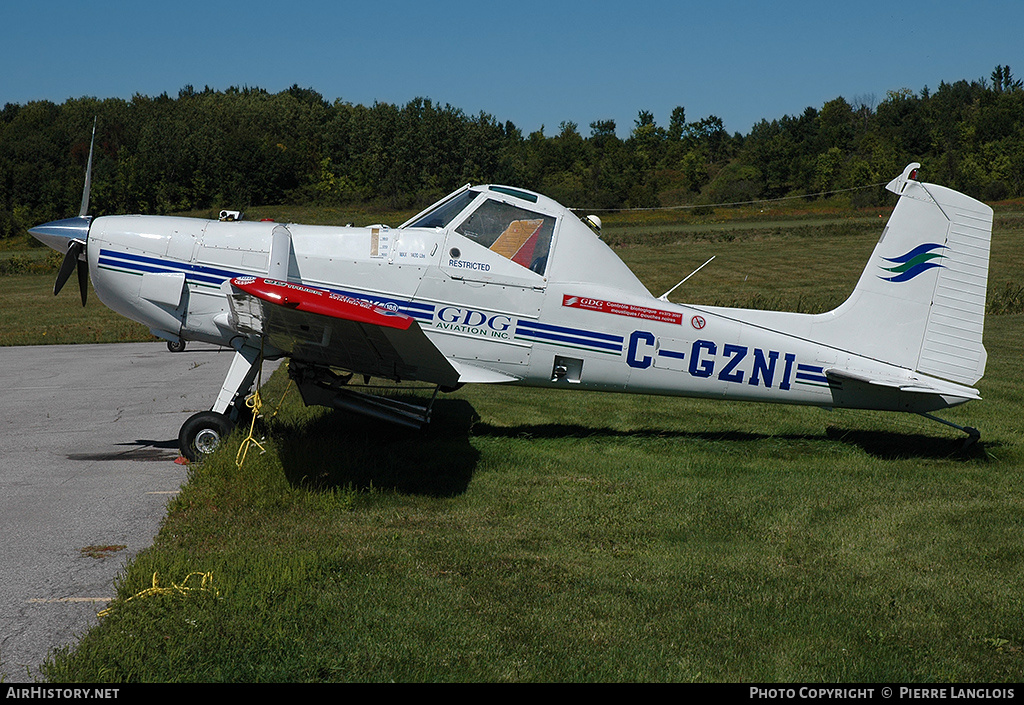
[824,164,993,385]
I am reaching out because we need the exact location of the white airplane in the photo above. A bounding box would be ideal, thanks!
[29,127,993,460]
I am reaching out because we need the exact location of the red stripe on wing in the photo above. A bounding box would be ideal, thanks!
[231,277,414,330]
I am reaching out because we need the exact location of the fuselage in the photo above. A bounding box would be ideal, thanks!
[77,183,976,415]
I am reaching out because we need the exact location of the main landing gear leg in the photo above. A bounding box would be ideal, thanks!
[178,344,263,462]
[917,412,981,451]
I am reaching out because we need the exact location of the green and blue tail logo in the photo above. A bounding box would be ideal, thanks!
[878,243,947,282]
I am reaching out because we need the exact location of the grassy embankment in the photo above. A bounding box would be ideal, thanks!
[3,199,1023,682]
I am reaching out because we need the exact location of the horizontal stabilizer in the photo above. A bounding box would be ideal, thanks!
[825,367,980,400]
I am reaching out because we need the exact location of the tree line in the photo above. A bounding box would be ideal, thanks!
[2,66,1022,240]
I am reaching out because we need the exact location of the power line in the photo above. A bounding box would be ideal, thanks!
[570,182,888,213]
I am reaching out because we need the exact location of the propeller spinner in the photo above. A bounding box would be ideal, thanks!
[28,118,96,307]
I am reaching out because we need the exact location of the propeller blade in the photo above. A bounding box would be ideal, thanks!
[79,117,96,218]
[76,257,88,306]
[54,240,85,297]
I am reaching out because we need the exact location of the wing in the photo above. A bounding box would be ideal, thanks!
[227,277,461,388]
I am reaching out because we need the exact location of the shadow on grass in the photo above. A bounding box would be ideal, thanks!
[823,425,997,461]
[471,421,798,443]
[272,397,481,497]
[269,401,992,498]
[470,421,994,461]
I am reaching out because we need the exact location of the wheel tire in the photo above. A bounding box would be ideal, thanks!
[179,411,234,462]
[167,340,186,353]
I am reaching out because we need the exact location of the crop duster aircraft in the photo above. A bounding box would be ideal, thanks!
[30,130,993,461]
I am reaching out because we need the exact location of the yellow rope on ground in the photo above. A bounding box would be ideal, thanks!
[97,571,218,617]
[235,386,266,468]
[235,355,291,469]
[267,373,293,421]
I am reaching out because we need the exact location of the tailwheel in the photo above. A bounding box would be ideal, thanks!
[918,412,981,452]
[179,410,234,462]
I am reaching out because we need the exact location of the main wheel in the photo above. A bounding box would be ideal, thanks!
[179,411,234,462]
[167,340,186,352]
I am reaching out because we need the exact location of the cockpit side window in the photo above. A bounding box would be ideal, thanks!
[407,190,479,229]
[455,200,555,275]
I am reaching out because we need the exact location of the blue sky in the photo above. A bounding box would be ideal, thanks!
[3,1,1022,137]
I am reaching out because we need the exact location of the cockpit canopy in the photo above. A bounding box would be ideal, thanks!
[401,183,650,297]
[403,185,558,277]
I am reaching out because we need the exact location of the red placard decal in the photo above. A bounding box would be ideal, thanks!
[562,294,683,325]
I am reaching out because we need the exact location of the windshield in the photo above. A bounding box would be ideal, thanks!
[406,190,479,229]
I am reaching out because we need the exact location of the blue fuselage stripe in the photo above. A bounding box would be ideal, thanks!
[98,248,436,319]
[517,319,623,343]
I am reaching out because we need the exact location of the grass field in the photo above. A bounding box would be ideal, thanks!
[4,200,1023,682]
